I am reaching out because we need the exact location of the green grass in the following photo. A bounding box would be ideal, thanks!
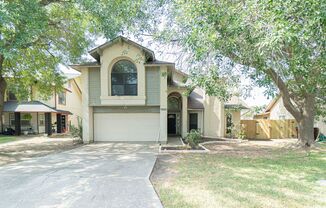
[0,135,18,144]
[152,145,326,208]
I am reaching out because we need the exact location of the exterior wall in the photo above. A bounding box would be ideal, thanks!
[159,66,168,142]
[224,110,241,137]
[203,95,224,138]
[269,98,294,119]
[81,68,94,143]
[93,106,160,113]
[89,67,101,106]
[146,67,160,105]
[56,78,82,128]
[99,42,146,105]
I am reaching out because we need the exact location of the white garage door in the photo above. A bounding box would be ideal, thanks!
[94,113,160,141]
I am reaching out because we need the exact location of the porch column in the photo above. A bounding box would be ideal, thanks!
[45,112,52,136]
[182,95,188,138]
[56,113,62,133]
[14,112,21,136]
[81,67,94,143]
[159,66,168,143]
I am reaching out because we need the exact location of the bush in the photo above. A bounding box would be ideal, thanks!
[186,129,202,148]
[70,117,82,140]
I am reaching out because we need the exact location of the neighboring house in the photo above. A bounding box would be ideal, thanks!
[71,36,247,143]
[1,73,82,136]
[254,96,326,134]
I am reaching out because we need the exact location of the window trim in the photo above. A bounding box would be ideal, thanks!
[111,60,138,96]
[189,113,198,131]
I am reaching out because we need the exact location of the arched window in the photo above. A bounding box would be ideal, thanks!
[111,60,137,96]
[168,96,181,111]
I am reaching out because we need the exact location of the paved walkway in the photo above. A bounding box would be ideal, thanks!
[0,143,162,208]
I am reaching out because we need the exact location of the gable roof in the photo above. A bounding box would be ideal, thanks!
[265,95,281,112]
[89,36,155,62]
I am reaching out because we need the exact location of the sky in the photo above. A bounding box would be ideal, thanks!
[62,36,272,107]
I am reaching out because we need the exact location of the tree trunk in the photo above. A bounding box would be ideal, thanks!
[297,116,315,147]
[0,54,6,133]
[294,95,316,147]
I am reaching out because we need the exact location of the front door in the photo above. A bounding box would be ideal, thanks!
[61,115,66,133]
[168,114,176,135]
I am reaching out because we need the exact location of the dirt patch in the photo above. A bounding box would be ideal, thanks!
[0,136,82,166]
[202,139,320,157]
[161,146,205,151]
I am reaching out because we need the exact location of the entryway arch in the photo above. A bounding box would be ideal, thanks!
[167,92,182,136]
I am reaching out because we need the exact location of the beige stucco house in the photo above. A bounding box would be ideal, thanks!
[71,36,246,143]
[1,73,82,135]
[254,96,326,134]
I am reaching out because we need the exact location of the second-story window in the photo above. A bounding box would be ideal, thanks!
[7,91,17,101]
[58,91,66,105]
[111,60,137,96]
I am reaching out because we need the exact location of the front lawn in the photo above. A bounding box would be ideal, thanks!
[0,135,17,144]
[151,143,326,208]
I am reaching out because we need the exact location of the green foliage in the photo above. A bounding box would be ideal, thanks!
[22,113,32,121]
[185,129,202,148]
[156,0,325,119]
[0,0,159,101]
[69,117,82,140]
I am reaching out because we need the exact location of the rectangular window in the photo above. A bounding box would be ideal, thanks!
[39,114,45,126]
[58,91,66,105]
[111,72,138,96]
[9,113,15,126]
[21,113,31,126]
[189,113,198,131]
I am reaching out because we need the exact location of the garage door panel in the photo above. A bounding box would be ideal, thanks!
[94,113,160,141]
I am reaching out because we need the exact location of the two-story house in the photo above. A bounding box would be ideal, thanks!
[71,36,246,143]
[1,73,82,136]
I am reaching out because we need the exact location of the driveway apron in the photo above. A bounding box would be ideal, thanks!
[0,143,163,208]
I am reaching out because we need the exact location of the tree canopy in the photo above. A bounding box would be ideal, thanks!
[154,0,325,145]
[0,0,158,98]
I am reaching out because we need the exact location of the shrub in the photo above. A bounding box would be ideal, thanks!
[186,129,202,148]
[70,117,82,141]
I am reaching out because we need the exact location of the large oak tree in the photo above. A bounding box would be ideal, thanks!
[156,0,325,146]
[0,0,156,130]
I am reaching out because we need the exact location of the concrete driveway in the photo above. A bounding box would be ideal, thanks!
[0,143,163,208]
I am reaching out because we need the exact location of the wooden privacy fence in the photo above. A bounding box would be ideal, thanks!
[241,119,298,139]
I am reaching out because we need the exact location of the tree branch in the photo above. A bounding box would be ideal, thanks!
[266,68,302,121]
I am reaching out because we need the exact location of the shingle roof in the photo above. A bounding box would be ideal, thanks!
[3,101,72,114]
[145,60,175,65]
[188,88,204,109]
[225,96,249,109]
